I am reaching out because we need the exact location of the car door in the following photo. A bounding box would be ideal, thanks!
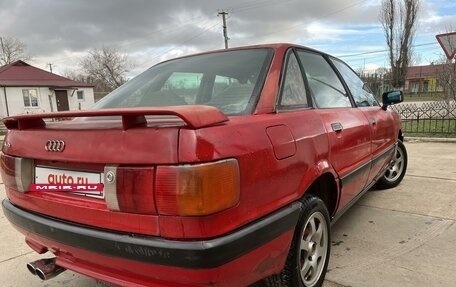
[331,58,396,186]
[296,50,372,210]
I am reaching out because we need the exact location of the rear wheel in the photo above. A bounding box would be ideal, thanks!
[264,196,330,287]
[375,140,407,189]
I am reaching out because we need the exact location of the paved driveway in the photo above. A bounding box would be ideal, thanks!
[0,142,455,287]
[326,141,456,287]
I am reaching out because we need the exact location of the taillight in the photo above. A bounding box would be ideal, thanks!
[156,159,240,216]
[0,153,34,192]
[104,166,156,214]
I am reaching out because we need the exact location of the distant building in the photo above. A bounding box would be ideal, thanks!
[0,60,95,117]
[405,64,445,94]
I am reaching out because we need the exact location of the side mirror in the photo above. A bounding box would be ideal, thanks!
[382,90,403,110]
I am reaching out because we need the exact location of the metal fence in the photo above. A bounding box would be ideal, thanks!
[390,101,456,137]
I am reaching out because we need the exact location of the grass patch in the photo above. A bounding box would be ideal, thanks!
[402,92,455,102]
[402,119,456,137]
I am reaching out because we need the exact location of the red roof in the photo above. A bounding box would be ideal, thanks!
[406,64,445,80]
[0,60,93,88]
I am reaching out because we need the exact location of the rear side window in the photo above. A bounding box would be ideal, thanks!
[297,51,351,108]
[331,58,379,107]
[279,52,308,107]
[94,49,273,115]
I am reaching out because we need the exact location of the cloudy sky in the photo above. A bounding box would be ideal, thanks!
[0,0,454,77]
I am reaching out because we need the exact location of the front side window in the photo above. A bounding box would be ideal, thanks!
[94,49,273,115]
[279,52,308,108]
[297,51,351,108]
[331,58,379,107]
[22,89,38,107]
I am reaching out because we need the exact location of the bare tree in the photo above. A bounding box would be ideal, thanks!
[80,47,133,91]
[433,26,456,101]
[434,61,455,101]
[434,53,455,101]
[0,36,31,66]
[63,69,93,85]
[380,0,420,88]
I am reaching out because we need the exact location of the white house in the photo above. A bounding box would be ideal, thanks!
[0,60,95,118]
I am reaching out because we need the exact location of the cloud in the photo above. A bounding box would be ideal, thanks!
[0,0,453,75]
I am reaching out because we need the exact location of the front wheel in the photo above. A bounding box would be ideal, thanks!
[375,140,408,189]
[264,196,330,287]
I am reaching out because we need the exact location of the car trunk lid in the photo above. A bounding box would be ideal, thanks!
[1,106,228,236]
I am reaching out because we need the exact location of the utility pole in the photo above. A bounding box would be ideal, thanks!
[218,11,229,49]
[48,63,53,73]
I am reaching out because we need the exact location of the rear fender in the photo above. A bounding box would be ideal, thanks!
[301,159,340,217]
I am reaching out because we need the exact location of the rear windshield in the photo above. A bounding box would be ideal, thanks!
[94,49,273,115]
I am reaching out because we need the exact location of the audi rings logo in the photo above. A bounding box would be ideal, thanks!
[45,140,65,152]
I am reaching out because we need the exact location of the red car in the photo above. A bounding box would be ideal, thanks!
[1,44,407,287]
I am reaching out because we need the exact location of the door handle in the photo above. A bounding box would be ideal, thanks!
[331,122,343,132]
[370,118,377,125]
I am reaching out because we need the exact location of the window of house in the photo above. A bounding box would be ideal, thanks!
[279,52,308,107]
[297,51,351,108]
[77,90,84,100]
[22,89,39,107]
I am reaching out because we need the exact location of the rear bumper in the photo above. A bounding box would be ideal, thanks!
[2,199,301,285]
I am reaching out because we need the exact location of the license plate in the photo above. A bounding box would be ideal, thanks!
[35,166,104,199]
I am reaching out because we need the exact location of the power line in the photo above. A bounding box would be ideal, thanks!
[243,0,367,41]
[50,0,368,67]
[49,14,217,65]
[337,42,438,58]
[232,0,296,13]
[145,22,220,65]
[44,0,445,76]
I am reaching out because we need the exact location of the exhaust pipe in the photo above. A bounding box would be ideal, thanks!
[26,258,66,280]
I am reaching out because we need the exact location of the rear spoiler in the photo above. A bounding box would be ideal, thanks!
[2,105,229,130]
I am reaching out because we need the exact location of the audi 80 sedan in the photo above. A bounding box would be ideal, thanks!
[1,44,407,287]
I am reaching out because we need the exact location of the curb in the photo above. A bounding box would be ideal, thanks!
[405,137,456,143]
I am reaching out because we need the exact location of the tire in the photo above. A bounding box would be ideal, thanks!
[264,196,331,287]
[375,140,408,189]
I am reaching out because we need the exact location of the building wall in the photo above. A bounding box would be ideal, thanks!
[0,87,95,117]
[404,76,444,93]
[427,77,444,92]
[53,88,95,112]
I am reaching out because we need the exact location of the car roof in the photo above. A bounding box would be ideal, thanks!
[154,43,334,66]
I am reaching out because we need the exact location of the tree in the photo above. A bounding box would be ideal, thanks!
[434,59,455,101]
[80,47,133,92]
[380,0,420,88]
[437,62,455,100]
[434,27,456,101]
[0,36,31,66]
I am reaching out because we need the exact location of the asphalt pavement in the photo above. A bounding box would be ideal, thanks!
[0,141,455,287]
